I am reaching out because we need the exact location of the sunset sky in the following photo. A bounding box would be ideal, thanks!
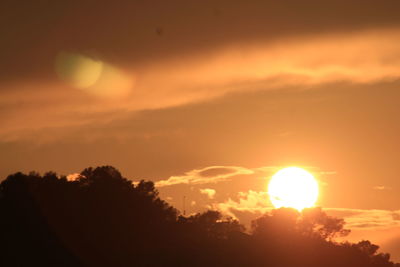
[2,0,400,260]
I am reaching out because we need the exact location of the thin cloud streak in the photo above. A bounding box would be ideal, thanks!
[154,166,254,187]
[325,208,400,230]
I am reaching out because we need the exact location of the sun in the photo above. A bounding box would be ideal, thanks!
[268,167,319,211]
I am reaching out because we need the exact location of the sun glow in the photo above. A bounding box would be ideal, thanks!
[268,167,319,211]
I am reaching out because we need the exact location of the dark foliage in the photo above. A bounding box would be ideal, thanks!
[0,166,398,266]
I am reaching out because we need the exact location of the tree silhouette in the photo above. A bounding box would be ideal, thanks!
[298,207,351,240]
[251,207,350,241]
[0,166,399,267]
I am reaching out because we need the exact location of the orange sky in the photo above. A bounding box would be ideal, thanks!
[1,0,400,261]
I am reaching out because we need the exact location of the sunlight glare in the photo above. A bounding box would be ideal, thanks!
[268,167,319,211]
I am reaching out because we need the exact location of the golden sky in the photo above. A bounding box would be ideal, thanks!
[1,0,400,260]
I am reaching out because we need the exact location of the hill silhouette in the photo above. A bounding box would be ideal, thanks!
[0,166,398,267]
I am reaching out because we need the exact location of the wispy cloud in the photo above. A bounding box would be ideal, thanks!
[154,166,254,187]
[325,208,400,230]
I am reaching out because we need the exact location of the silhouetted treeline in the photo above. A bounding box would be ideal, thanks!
[0,166,398,267]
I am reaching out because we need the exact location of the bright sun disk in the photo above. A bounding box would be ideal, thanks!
[268,167,319,211]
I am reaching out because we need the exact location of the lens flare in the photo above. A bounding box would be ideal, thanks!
[55,52,134,98]
[56,52,103,88]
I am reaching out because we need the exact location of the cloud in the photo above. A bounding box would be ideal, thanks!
[200,188,216,199]
[199,167,238,178]
[213,190,272,219]
[2,0,400,82]
[2,28,400,142]
[154,166,254,187]
[2,1,400,143]
[325,208,400,230]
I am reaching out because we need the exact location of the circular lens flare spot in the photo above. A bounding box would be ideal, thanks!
[55,52,134,98]
[56,52,103,88]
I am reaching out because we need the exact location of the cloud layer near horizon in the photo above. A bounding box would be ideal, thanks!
[153,164,400,232]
